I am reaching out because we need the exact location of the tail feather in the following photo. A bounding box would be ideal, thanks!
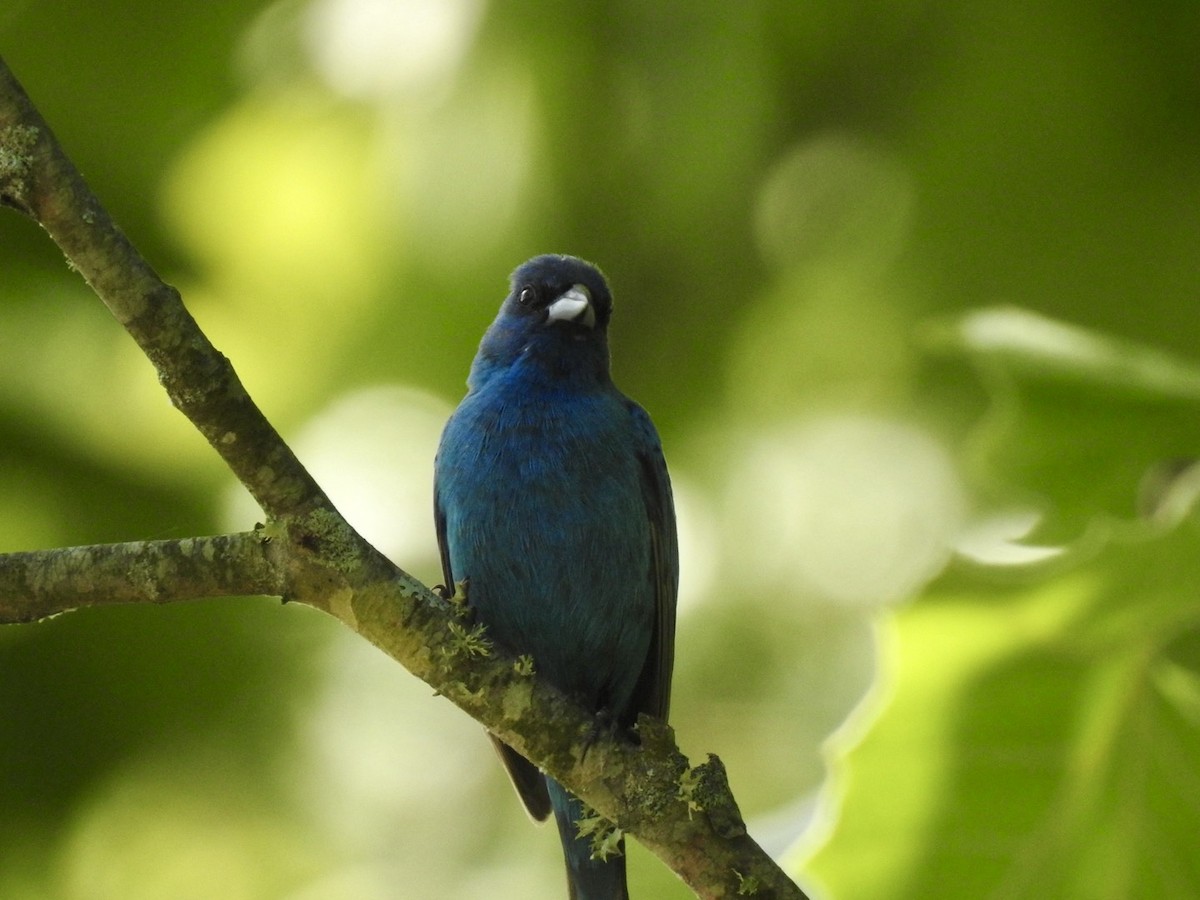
[491,737,552,821]
[546,777,629,900]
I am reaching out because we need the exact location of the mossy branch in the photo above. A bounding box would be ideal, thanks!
[0,531,283,623]
[0,56,807,900]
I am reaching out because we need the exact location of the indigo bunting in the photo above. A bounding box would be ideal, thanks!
[434,255,678,900]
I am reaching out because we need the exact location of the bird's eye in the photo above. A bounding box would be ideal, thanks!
[517,285,536,306]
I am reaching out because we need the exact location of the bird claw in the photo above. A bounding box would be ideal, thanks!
[581,708,621,760]
[434,577,471,606]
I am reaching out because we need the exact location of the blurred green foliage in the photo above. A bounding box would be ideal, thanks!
[1,2,1198,898]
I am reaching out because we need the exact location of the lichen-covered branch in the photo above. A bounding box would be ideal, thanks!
[0,531,285,624]
[0,55,808,899]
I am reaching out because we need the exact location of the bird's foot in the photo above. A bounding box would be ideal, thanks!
[434,578,471,616]
[581,708,622,761]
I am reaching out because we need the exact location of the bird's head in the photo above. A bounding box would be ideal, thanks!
[471,254,615,386]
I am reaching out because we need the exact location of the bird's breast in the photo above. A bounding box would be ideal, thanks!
[436,386,654,712]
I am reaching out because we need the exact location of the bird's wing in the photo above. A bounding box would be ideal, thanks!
[625,400,679,722]
[434,475,552,822]
[433,480,454,599]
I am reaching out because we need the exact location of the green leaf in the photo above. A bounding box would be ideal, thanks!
[926,307,1200,540]
[941,307,1200,399]
[805,515,1200,899]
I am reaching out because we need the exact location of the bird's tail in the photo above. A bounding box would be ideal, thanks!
[546,777,629,900]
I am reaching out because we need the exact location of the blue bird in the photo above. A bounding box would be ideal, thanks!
[434,255,678,899]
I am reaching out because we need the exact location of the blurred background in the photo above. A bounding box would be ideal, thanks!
[2,2,1199,898]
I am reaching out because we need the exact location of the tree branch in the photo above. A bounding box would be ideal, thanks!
[0,531,284,623]
[0,55,807,899]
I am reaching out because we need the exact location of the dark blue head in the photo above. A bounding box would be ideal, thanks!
[469,255,615,389]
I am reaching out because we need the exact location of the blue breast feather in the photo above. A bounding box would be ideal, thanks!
[436,380,655,714]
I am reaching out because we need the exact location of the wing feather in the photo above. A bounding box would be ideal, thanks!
[624,400,679,722]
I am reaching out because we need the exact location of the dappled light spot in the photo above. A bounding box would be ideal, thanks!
[671,478,718,615]
[955,509,1064,566]
[296,630,493,864]
[162,91,385,300]
[304,0,485,101]
[726,416,964,608]
[224,385,449,569]
[754,133,914,274]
